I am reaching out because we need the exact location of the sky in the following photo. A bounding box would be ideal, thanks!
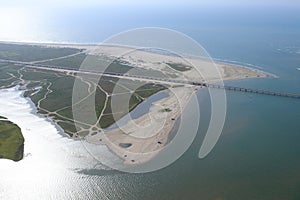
[2,0,300,8]
[0,0,299,42]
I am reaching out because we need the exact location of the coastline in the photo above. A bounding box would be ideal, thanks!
[0,41,271,165]
[0,40,277,78]
[77,44,269,165]
[0,87,73,163]
[25,95,72,139]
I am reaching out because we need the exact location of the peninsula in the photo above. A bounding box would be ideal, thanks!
[0,42,268,164]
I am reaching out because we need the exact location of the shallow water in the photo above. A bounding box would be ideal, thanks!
[1,4,300,199]
[107,91,169,130]
[0,87,115,199]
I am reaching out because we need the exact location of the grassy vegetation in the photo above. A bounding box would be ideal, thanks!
[0,43,81,62]
[0,64,20,88]
[166,62,192,72]
[0,118,24,161]
[98,83,167,128]
[135,83,167,98]
[0,43,170,137]
[40,54,134,73]
[40,76,75,111]
[160,108,172,112]
[39,54,87,69]
[106,60,133,73]
[23,70,167,135]
[56,121,77,135]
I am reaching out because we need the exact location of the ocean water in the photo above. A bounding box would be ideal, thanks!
[1,4,300,199]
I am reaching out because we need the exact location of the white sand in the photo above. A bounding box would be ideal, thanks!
[82,45,269,165]
[0,43,269,166]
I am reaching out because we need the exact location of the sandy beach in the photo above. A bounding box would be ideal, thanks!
[69,44,269,165]
[0,41,270,166]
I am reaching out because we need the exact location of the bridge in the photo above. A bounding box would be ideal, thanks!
[191,82,300,99]
[1,59,300,99]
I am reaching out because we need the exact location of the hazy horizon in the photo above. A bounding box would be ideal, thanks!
[1,0,300,43]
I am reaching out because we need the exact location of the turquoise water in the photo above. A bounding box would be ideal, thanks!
[82,81,300,199]
[84,11,300,199]
[81,79,300,199]
[80,38,300,199]
[1,3,300,199]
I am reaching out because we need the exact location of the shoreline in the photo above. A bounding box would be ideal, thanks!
[86,86,197,165]
[25,95,72,139]
[16,86,72,140]
[0,41,271,165]
[0,40,276,78]
[78,44,269,165]
[0,86,114,168]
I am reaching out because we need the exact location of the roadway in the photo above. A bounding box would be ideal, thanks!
[1,59,299,99]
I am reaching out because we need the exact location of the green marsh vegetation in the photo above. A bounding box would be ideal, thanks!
[0,43,81,62]
[165,62,192,72]
[0,118,24,161]
[0,43,169,137]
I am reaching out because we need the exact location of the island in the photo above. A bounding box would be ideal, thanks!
[0,42,268,164]
[0,116,24,161]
